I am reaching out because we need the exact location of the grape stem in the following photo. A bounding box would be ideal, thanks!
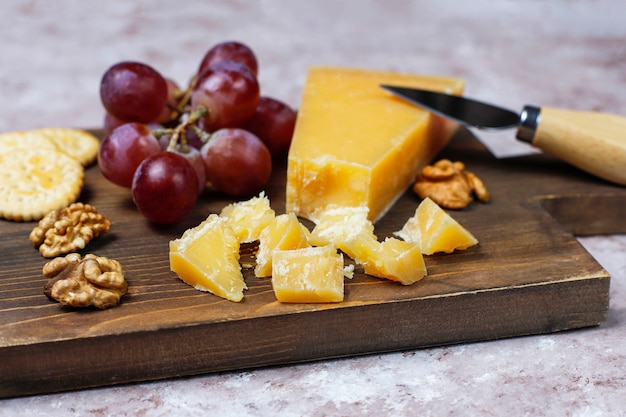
[153,106,209,153]
[191,124,212,144]
[172,80,194,117]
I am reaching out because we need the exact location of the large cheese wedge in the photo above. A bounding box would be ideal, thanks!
[395,197,478,255]
[271,245,344,303]
[169,214,245,302]
[286,66,464,223]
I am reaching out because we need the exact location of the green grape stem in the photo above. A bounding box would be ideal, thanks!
[191,124,212,144]
[173,82,194,116]
[153,106,210,154]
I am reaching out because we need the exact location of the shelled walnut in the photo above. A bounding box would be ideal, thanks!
[29,203,112,258]
[43,253,127,309]
[412,159,490,209]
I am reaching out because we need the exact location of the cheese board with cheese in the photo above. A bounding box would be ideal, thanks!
[1,121,622,397]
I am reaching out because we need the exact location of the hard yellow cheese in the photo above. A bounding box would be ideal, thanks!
[169,214,245,302]
[286,66,464,223]
[309,205,378,263]
[272,245,344,303]
[361,238,426,285]
[219,192,275,243]
[395,197,478,255]
[255,212,311,277]
[310,205,426,285]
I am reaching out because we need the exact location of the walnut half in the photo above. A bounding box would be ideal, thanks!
[413,159,490,209]
[30,203,112,258]
[43,253,127,309]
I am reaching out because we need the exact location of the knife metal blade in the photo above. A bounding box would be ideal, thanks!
[380,85,539,143]
[380,84,626,186]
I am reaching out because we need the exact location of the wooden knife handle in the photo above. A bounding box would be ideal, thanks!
[520,106,626,186]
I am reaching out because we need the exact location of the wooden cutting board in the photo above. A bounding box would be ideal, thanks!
[1,128,622,398]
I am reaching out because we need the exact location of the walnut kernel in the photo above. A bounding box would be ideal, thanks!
[43,253,127,309]
[30,203,112,258]
[412,159,490,209]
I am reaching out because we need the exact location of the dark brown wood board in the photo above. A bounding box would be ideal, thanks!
[1,128,622,398]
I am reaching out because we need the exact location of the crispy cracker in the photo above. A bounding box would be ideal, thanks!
[32,128,100,166]
[0,148,84,221]
[0,131,59,154]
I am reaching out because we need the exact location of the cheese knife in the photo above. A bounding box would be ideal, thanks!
[380,85,626,186]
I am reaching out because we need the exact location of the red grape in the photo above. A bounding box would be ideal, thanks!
[200,128,272,197]
[98,122,161,188]
[170,145,207,194]
[184,122,208,150]
[100,61,168,123]
[157,134,170,150]
[155,77,182,125]
[156,125,206,152]
[242,96,297,159]
[198,41,258,77]
[131,152,199,224]
[103,111,127,137]
[191,61,260,132]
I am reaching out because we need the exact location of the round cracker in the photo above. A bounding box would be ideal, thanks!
[32,128,101,166]
[0,148,84,222]
[0,131,59,154]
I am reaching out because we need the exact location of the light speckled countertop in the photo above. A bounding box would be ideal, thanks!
[1,1,625,415]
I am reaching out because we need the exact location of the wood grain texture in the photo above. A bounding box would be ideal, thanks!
[0,129,619,398]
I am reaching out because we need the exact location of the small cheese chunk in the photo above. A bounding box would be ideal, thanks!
[309,205,378,264]
[362,237,427,285]
[395,197,478,255]
[286,66,464,223]
[309,206,425,284]
[272,245,344,303]
[255,212,311,277]
[169,214,245,302]
[220,192,275,243]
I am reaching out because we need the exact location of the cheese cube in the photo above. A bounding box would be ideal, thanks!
[219,192,275,243]
[169,214,245,302]
[254,212,311,277]
[286,66,464,223]
[362,237,427,285]
[271,245,344,303]
[309,205,378,264]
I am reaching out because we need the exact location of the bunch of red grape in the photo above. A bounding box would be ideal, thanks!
[97,41,297,224]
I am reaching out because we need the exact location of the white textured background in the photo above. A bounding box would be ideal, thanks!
[2,0,626,156]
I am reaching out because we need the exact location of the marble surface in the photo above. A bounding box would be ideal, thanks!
[1,0,625,415]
